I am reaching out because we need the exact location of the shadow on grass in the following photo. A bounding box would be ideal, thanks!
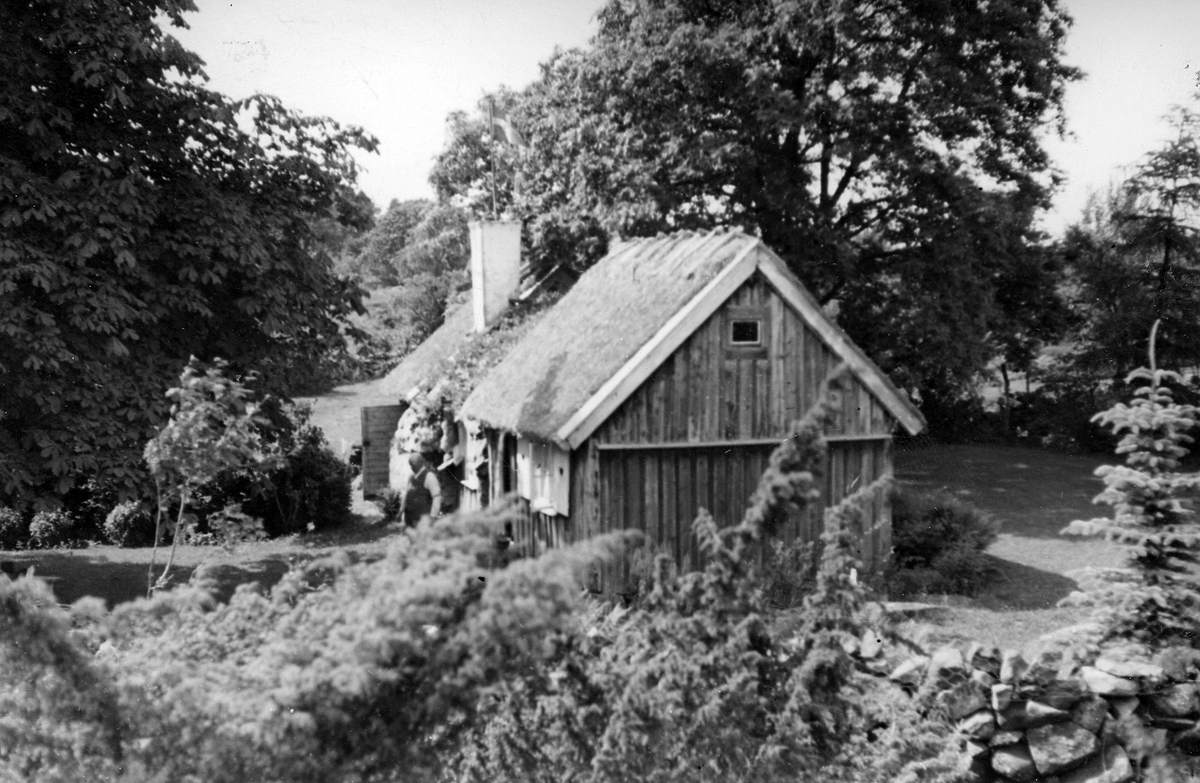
[4,551,296,607]
[895,443,1110,539]
[975,554,1081,610]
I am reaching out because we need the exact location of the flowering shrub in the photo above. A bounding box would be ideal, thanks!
[103,501,155,548]
[28,510,74,549]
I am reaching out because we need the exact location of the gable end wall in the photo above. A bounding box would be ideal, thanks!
[575,273,898,594]
[592,272,898,445]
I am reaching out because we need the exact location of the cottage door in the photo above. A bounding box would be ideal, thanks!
[360,405,406,499]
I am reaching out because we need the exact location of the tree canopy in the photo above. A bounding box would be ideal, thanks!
[432,0,1078,404]
[0,0,376,506]
[1063,97,1200,379]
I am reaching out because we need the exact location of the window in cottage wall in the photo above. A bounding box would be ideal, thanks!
[517,438,570,516]
[461,420,487,492]
[731,319,760,344]
[725,306,768,357]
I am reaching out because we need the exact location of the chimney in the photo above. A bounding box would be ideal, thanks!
[469,220,522,333]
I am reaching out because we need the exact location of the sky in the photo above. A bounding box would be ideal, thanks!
[171,0,1200,237]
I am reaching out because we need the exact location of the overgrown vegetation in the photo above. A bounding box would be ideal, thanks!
[888,487,1001,597]
[0,371,971,782]
[394,298,558,461]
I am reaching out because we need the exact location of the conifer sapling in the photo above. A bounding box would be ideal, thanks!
[1062,322,1200,646]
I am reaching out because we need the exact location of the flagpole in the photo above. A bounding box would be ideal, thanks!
[487,98,498,219]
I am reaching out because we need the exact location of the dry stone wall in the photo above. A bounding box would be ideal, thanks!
[851,634,1200,782]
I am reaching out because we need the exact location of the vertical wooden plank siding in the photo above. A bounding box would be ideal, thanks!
[593,439,896,579]
[561,272,906,592]
[591,275,895,448]
[360,405,405,498]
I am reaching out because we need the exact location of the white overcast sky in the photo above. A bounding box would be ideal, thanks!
[172,0,1200,237]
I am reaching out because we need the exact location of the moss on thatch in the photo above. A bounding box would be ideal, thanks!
[460,230,757,440]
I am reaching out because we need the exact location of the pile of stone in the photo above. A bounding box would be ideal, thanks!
[854,634,1200,782]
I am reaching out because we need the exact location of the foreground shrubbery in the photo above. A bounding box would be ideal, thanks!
[888,487,1000,597]
[0,371,969,782]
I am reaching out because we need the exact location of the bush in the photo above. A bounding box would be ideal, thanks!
[0,507,28,550]
[377,487,403,522]
[888,486,1000,596]
[1008,373,1119,453]
[167,397,354,539]
[241,403,354,537]
[28,510,75,549]
[252,434,353,537]
[102,501,155,548]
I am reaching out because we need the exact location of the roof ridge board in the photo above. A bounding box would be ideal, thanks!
[658,230,744,279]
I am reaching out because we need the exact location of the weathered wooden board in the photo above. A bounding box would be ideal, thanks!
[360,405,405,499]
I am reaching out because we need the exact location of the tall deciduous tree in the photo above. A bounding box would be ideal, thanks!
[1063,99,1200,380]
[0,0,376,506]
[432,0,1078,404]
[349,198,431,286]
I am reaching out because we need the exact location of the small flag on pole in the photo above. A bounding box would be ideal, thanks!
[490,107,525,148]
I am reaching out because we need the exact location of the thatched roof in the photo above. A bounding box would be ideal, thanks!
[460,230,759,442]
[377,303,474,399]
[459,228,925,445]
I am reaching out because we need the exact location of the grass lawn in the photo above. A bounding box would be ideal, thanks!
[0,436,1137,656]
[1,500,400,607]
[892,441,1126,651]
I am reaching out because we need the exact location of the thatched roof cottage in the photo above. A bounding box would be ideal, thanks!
[363,223,923,593]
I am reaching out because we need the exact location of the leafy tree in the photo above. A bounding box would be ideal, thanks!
[1063,98,1200,381]
[0,0,376,508]
[349,198,432,286]
[1120,102,1200,326]
[1060,187,1157,380]
[397,203,470,279]
[1062,325,1200,648]
[432,0,1079,404]
[143,358,272,592]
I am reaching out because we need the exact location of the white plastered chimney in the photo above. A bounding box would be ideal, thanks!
[469,220,522,333]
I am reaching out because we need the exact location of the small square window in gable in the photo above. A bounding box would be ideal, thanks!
[724,306,768,357]
[731,319,761,345]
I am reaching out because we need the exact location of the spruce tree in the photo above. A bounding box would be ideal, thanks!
[1062,323,1200,647]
